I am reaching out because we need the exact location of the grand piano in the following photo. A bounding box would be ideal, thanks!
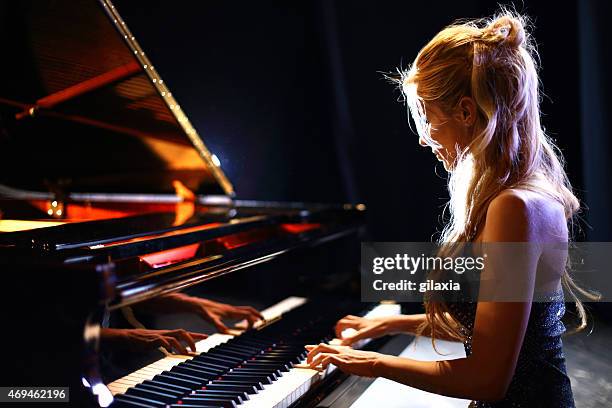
[0,1,415,407]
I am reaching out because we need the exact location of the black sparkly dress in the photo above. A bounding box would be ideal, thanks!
[448,289,576,407]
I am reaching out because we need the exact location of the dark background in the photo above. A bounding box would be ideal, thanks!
[112,0,611,243]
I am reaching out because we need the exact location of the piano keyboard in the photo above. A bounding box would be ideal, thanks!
[107,297,400,408]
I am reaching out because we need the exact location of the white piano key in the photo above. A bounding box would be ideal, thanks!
[105,297,304,395]
[235,296,307,329]
[106,298,401,408]
[195,333,234,353]
[106,334,232,395]
[239,363,322,408]
[237,302,400,408]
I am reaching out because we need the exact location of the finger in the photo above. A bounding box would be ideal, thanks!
[237,306,263,318]
[334,321,357,338]
[224,328,244,336]
[234,307,263,326]
[334,315,361,336]
[321,354,348,371]
[151,337,171,351]
[340,328,372,346]
[306,344,323,364]
[309,352,333,368]
[238,311,257,329]
[172,329,196,352]
[212,317,229,334]
[166,336,188,354]
[306,344,325,363]
[190,332,208,341]
[247,314,262,328]
[196,307,219,326]
[245,306,264,320]
[306,343,339,364]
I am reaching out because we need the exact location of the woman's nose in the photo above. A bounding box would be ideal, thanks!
[418,136,428,147]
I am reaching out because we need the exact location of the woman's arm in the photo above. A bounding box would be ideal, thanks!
[308,192,540,401]
[372,301,533,400]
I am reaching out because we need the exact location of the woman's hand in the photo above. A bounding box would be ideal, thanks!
[335,314,418,345]
[305,343,383,377]
[100,328,207,354]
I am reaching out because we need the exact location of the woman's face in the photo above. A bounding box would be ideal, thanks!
[420,100,475,171]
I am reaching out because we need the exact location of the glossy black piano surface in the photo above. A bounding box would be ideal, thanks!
[0,1,407,407]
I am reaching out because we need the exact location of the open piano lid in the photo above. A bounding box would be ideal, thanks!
[0,0,233,197]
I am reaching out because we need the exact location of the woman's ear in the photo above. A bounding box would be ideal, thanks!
[456,96,476,127]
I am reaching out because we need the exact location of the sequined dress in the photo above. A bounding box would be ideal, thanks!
[448,289,576,407]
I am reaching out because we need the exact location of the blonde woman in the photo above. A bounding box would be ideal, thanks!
[306,10,587,407]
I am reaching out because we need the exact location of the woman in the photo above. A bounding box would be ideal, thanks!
[306,10,590,407]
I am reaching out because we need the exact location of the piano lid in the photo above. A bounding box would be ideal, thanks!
[0,0,233,197]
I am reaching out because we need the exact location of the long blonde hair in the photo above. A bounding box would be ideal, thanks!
[395,8,595,343]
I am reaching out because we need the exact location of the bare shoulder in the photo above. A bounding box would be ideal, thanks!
[483,189,566,242]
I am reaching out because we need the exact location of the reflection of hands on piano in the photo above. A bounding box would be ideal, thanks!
[304,343,383,378]
[187,297,264,334]
[100,328,207,354]
[136,292,264,334]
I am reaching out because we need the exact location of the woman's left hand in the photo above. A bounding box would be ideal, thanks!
[305,343,383,377]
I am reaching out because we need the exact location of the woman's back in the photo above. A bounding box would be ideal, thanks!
[449,289,574,407]
[451,189,575,407]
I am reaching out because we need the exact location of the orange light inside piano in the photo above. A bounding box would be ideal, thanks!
[216,229,269,250]
[29,199,180,220]
[280,223,321,234]
[140,243,201,268]
[89,222,223,249]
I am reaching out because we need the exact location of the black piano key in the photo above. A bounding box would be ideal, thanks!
[250,356,297,364]
[268,344,304,349]
[190,390,245,403]
[221,373,272,385]
[153,373,201,388]
[165,370,209,385]
[114,393,166,407]
[211,379,264,391]
[203,383,258,394]
[243,360,291,371]
[180,397,237,407]
[183,360,227,373]
[208,349,250,360]
[228,338,271,348]
[231,367,279,379]
[134,383,183,398]
[111,399,158,408]
[169,405,223,408]
[217,343,263,354]
[124,387,177,404]
[172,364,218,379]
[266,349,302,356]
[141,379,191,394]
[195,354,242,366]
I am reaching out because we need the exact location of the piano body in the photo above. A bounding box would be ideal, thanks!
[0,1,413,407]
